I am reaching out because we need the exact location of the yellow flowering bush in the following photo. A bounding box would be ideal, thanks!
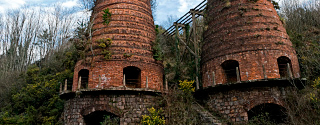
[141,107,165,125]
[312,77,320,89]
[179,80,195,93]
[310,93,319,103]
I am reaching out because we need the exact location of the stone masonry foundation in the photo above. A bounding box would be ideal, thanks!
[61,90,159,125]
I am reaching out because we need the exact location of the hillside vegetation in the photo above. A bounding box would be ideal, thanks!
[0,0,319,124]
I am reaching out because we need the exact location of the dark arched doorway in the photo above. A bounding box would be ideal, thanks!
[123,66,141,88]
[78,69,89,89]
[277,56,293,78]
[221,60,240,83]
[248,103,287,124]
[84,111,120,125]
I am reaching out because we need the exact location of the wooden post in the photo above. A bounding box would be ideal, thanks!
[78,76,81,90]
[123,74,126,87]
[174,22,181,82]
[207,73,210,87]
[287,63,292,78]
[236,67,240,82]
[191,9,200,90]
[98,75,101,89]
[64,79,68,91]
[146,76,149,88]
[59,82,62,93]
[212,71,215,86]
[165,78,168,90]
[262,64,267,79]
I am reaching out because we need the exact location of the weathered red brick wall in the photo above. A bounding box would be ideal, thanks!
[202,0,300,87]
[72,60,163,91]
[72,0,163,91]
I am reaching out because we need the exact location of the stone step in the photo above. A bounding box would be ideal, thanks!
[192,103,223,125]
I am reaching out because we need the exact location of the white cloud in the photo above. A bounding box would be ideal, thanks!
[178,0,203,13]
[62,0,79,8]
[0,0,26,13]
[178,0,189,13]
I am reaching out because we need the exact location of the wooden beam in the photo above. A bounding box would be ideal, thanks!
[177,36,199,58]
[59,82,62,93]
[263,64,267,79]
[123,74,126,87]
[287,63,293,79]
[78,76,81,90]
[191,9,200,90]
[236,67,240,82]
[98,75,101,88]
[174,22,186,28]
[190,9,204,16]
[146,76,148,88]
[212,71,216,86]
[64,79,68,91]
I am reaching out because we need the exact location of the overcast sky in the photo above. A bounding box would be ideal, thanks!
[0,0,204,25]
[0,0,308,27]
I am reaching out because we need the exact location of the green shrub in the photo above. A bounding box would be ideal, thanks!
[141,107,165,125]
[100,115,119,125]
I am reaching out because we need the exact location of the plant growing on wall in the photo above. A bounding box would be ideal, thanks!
[123,53,133,58]
[96,38,113,60]
[97,38,112,48]
[102,8,112,25]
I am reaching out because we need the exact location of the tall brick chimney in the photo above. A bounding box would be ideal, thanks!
[202,0,300,87]
[61,0,163,124]
[72,0,163,91]
[197,0,302,123]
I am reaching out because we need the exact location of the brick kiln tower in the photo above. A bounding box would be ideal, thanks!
[198,0,301,123]
[61,0,163,124]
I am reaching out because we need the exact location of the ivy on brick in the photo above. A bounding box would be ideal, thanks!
[102,8,112,25]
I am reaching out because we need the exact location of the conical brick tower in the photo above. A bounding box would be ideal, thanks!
[198,0,301,123]
[72,0,163,91]
[61,0,163,124]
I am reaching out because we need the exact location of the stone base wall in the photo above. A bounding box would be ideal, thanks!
[198,82,291,122]
[62,91,158,125]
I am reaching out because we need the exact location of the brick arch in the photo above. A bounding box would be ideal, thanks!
[81,104,123,117]
[78,69,90,89]
[220,60,241,83]
[243,96,284,111]
[73,66,91,91]
[122,64,144,71]
[123,66,142,88]
[247,103,287,123]
[277,56,293,78]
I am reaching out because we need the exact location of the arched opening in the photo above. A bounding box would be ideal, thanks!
[123,66,141,88]
[78,69,89,89]
[277,56,292,78]
[248,103,287,124]
[84,111,120,125]
[221,60,240,83]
